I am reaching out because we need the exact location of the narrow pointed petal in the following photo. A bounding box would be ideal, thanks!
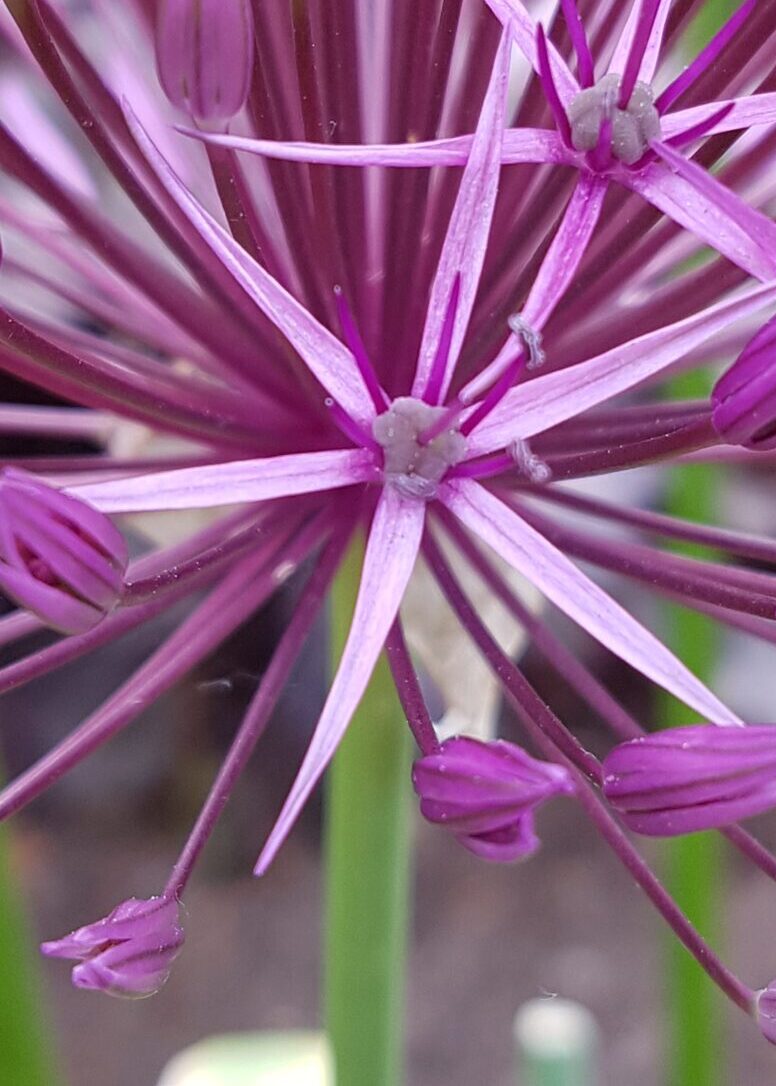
[412,31,510,403]
[180,126,567,169]
[662,95,776,140]
[629,155,776,282]
[70,448,377,513]
[466,281,776,457]
[482,0,578,104]
[460,174,608,405]
[442,479,741,725]
[610,0,672,91]
[255,489,425,874]
[122,104,377,426]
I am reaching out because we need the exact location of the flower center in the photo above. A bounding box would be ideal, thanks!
[372,397,466,499]
[567,73,661,167]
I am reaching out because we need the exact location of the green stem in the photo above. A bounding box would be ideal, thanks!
[0,823,60,1084]
[659,369,725,1086]
[323,540,414,1086]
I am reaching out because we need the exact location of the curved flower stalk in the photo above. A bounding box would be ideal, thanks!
[0,0,774,1050]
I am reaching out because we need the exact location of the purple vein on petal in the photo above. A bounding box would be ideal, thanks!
[441,479,741,725]
[254,488,425,874]
[465,281,776,458]
[122,102,377,428]
[69,449,378,513]
[639,147,776,282]
[655,0,758,114]
[411,30,510,404]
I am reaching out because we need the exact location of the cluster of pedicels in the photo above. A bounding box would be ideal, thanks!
[0,0,775,1047]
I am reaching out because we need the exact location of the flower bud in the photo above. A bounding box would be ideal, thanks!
[156,0,254,122]
[41,896,184,999]
[602,724,776,835]
[712,315,776,450]
[412,736,574,862]
[0,468,128,634]
[756,981,776,1045]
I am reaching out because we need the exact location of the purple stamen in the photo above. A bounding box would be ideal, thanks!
[560,0,595,88]
[334,286,389,412]
[586,115,614,172]
[325,398,382,453]
[618,0,661,109]
[655,0,757,114]
[536,25,573,147]
[460,357,524,436]
[422,274,462,405]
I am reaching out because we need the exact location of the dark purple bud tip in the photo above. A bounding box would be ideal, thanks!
[602,724,776,836]
[757,982,776,1045]
[0,468,128,634]
[712,316,776,450]
[41,896,184,1000]
[412,736,574,862]
[156,0,255,122]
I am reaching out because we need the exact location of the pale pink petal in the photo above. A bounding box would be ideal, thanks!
[608,0,672,84]
[122,103,376,426]
[466,281,776,457]
[255,488,425,874]
[662,94,776,140]
[178,125,565,168]
[412,31,511,402]
[461,173,608,403]
[69,448,377,512]
[628,156,776,282]
[483,0,578,104]
[443,479,741,724]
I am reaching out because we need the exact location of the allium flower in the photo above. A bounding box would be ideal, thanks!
[0,0,775,1044]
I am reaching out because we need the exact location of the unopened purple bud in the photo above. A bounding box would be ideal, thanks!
[756,982,776,1045]
[0,468,127,634]
[156,0,254,121]
[712,316,776,450]
[412,736,574,862]
[602,724,776,836]
[41,896,184,999]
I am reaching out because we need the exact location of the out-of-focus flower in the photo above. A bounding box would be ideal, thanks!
[412,736,574,861]
[41,896,184,999]
[712,315,776,450]
[756,982,776,1045]
[155,0,254,122]
[602,724,776,835]
[0,467,127,633]
[0,0,774,1040]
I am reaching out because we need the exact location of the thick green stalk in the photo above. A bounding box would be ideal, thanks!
[659,370,724,1086]
[0,823,60,1084]
[323,540,414,1086]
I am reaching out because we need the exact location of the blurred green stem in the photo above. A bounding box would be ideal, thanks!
[0,822,60,1084]
[323,539,413,1086]
[660,368,724,1086]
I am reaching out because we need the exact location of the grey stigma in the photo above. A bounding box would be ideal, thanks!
[373,397,467,500]
[567,73,661,166]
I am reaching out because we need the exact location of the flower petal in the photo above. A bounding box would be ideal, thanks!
[466,281,776,457]
[70,448,377,512]
[177,125,565,168]
[442,478,741,724]
[255,488,425,874]
[662,94,776,140]
[122,103,377,426]
[411,31,511,402]
[629,154,776,282]
[483,0,578,104]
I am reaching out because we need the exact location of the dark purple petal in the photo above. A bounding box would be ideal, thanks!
[412,736,574,862]
[712,316,776,450]
[603,725,776,835]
